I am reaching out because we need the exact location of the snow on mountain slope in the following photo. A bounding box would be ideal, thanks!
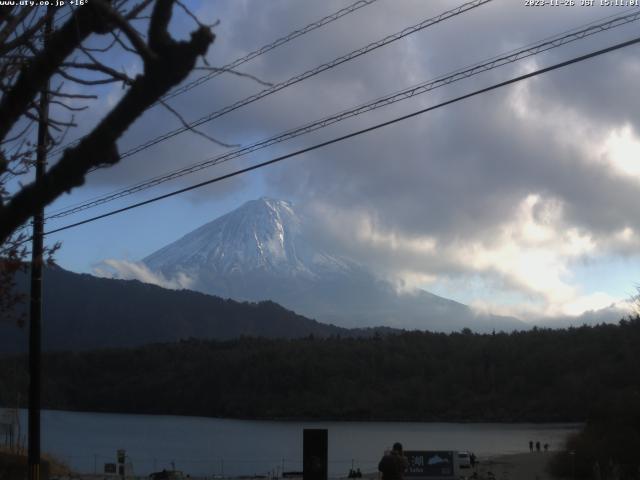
[143,198,525,332]
[144,198,354,280]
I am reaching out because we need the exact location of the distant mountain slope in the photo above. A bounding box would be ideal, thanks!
[143,197,525,332]
[0,266,347,354]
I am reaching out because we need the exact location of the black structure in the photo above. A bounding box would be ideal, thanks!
[28,10,52,480]
[303,429,328,480]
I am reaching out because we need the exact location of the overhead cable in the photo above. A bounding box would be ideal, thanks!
[45,9,640,221]
[47,0,381,158]
[162,0,380,102]
[112,0,494,161]
[39,34,640,238]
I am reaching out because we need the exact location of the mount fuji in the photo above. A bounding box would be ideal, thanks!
[143,198,525,332]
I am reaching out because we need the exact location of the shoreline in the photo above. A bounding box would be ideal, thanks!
[474,452,558,480]
[68,453,560,480]
[24,452,562,480]
[3,406,586,425]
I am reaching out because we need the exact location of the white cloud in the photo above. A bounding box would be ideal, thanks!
[93,259,195,291]
[449,194,596,314]
[600,124,640,179]
[355,216,437,255]
[311,192,627,320]
[561,291,619,317]
[392,271,439,295]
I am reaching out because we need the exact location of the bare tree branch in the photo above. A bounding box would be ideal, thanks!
[91,0,156,63]
[46,90,98,100]
[56,68,124,86]
[49,100,89,112]
[81,34,119,53]
[108,28,142,58]
[0,6,15,26]
[158,98,239,148]
[68,44,134,84]
[0,8,54,56]
[0,4,106,143]
[125,0,155,20]
[0,0,215,244]
[0,7,30,47]
[0,119,34,145]
[175,0,205,28]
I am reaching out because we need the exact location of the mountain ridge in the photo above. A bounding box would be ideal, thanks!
[0,265,353,354]
[142,197,526,332]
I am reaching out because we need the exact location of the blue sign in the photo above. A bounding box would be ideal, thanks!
[404,451,455,478]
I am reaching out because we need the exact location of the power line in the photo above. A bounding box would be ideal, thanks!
[162,0,380,102]
[40,34,640,238]
[43,0,493,218]
[43,0,492,217]
[109,0,493,161]
[47,0,380,158]
[44,9,640,222]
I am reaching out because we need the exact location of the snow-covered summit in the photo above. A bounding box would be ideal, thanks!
[142,197,525,332]
[143,197,352,280]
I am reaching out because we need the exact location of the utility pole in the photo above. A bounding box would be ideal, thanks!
[28,8,52,480]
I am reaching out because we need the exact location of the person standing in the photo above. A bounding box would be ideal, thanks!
[535,441,541,452]
[378,442,409,480]
[529,441,533,452]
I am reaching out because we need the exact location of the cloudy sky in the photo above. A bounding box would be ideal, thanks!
[37,0,640,322]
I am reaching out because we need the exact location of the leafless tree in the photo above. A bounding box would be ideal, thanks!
[0,0,217,320]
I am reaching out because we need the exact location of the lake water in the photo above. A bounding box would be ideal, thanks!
[7,409,580,477]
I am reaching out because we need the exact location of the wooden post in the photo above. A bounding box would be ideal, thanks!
[28,8,52,480]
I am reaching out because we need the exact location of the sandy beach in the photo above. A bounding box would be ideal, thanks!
[472,452,558,480]
[358,452,559,480]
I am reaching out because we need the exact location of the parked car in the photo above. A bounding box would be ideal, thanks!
[149,470,186,480]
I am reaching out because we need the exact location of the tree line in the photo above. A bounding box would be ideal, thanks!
[1,318,639,423]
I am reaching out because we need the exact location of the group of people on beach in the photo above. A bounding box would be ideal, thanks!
[528,440,549,452]
[347,468,363,478]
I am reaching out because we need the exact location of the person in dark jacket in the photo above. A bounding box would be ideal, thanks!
[378,442,409,480]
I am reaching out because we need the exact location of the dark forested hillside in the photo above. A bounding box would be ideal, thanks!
[0,265,347,353]
[2,319,639,422]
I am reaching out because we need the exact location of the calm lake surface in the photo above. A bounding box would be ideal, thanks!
[10,409,580,477]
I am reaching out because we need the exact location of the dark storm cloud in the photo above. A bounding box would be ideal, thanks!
[68,0,640,313]
[254,2,640,242]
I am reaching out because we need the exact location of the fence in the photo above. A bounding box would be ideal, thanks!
[0,408,20,451]
[52,454,381,479]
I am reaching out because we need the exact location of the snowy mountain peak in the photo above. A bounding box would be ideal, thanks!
[143,198,351,280]
[141,198,525,332]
